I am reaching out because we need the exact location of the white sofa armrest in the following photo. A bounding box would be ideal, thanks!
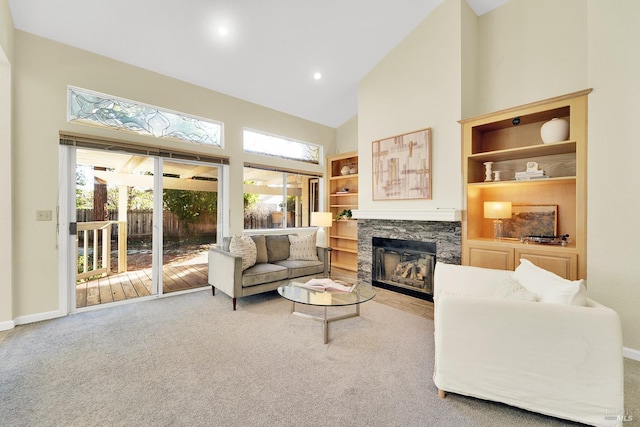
[434,292,625,426]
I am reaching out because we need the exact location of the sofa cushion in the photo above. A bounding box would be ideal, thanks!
[250,235,268,264]
[265,234,291,262]
[274,259,325,278]
[241,263,289,287]
[288,232,318,261]
[229,235,257,271]
[494,276,538,302]
[513,259,587,305]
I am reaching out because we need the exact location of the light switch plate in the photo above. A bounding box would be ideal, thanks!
[36,210,52,221]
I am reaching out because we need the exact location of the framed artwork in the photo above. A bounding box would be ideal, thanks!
[372,128,431,200]
[502,205,558,239]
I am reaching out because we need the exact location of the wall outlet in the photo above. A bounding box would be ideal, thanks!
[36,210,52,221]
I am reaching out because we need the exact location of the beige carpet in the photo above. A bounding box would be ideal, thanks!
[0,289,637,426]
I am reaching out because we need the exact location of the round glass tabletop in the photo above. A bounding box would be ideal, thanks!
[278,282,376,307]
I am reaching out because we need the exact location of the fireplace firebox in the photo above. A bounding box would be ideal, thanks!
[372,237,436,301]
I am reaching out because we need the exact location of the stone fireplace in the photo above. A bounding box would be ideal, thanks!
[358,219,461,300]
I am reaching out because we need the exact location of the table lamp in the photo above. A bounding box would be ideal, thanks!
[310,212,333,248]
[484,201,512,240]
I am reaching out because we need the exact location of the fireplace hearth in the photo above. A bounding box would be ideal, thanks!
[372,237,436,301]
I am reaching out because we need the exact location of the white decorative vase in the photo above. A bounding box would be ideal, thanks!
[340,165,351,176]
[540,118,569,144]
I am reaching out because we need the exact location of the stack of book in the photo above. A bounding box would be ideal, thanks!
[515,170,548,181]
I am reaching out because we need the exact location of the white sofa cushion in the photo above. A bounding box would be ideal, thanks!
[494,276,538,302]
[229,234,257,271]
[513,259,587,305]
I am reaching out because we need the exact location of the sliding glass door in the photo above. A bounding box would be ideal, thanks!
[69,148,220,311]
[160,160,219,294]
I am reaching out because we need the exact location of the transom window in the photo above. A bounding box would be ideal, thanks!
[67,86,223,147]
[243,129,320,164]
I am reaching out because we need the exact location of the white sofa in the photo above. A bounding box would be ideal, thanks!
[433,262,625,427]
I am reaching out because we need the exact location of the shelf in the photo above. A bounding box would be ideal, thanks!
[330,245,358,254]
[469,140,576,162]
[467,238,577,251]
[331,261,357,272]
[330,173,358,180]
[330,192,358,196]
[468,176,576,187]
[330,204,358,208]
[329,234,357,241]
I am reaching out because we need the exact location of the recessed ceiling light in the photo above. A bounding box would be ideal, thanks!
[313,72,322,80]
[218,27,229,36]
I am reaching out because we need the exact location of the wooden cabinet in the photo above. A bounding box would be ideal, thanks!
[327,152,358,272]
[466,241,578,279]
[461,89,590,279]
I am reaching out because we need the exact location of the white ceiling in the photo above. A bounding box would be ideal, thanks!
[9,0,508,128]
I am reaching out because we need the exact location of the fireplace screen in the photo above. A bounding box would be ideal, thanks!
[372,237,436,300]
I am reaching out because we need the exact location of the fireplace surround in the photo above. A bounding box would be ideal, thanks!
[358,219,461,299]
[372,237,436,300]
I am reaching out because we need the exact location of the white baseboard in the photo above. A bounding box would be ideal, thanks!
[624,347,640,362]
[0,319,15,331]
[13,309,65,326]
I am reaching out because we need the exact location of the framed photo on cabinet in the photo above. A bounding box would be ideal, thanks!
[502,204,558,239]
[372,128,431,200]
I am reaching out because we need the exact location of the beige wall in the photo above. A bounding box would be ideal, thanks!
[586,0,640,355]
[476,0,588,113]
[336,115,358,154]
[11,31,335,320]
[358,0,639,354]
[358,0,466,214]
[0,0,13,327]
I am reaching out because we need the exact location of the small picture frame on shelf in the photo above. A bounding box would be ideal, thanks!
[501,205,558,239]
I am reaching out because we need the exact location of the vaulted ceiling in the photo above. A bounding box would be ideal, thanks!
[9,0,509,128]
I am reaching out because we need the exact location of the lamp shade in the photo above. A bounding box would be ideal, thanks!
[310,212,333,228]
[484,201,512,219]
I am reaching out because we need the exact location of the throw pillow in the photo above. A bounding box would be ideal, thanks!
[494,276,538,302]
[265,234,291,262]
[513,259,587,305]
[249,235,268,264]
[288,232,319,261]
[229,234,257,271]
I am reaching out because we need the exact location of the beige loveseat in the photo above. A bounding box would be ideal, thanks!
[433,261,625,427]
[208,233,328,310]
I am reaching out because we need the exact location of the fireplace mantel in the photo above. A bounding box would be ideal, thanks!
[352,209,461,222]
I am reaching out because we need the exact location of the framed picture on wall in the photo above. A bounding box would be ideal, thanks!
[372,128,432,200]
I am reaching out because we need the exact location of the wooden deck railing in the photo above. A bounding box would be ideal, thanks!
[76,221,127,282]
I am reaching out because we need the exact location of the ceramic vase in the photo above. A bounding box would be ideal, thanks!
[540,118,569,144]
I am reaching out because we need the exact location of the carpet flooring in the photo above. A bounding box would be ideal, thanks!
[0,289,636,426]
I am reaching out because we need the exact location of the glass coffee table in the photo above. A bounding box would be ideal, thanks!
[277,282,376,344]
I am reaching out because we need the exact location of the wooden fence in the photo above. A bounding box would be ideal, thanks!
[77,209,217,240]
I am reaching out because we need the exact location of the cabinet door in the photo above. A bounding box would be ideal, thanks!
[514,249,577,280]
[467,244,513,271]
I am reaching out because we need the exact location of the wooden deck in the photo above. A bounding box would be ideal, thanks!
[76,262,209,308]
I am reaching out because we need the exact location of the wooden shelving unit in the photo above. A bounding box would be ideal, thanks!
[327,151,358,272]
[460,89,591,279]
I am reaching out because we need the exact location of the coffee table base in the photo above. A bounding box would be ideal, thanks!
[291,301,360,344]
